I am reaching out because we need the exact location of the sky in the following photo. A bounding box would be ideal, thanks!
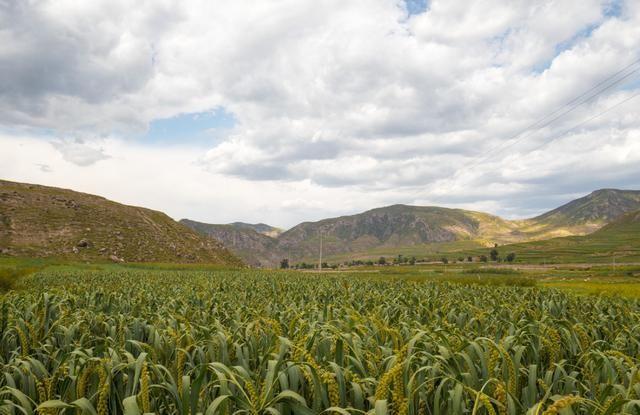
[1,0,639,229]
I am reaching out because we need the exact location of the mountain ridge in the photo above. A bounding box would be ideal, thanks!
[2,179,637,268]
[183,189,640,267]
[533,189,640,223]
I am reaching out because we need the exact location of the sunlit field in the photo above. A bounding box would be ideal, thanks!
[2,262,640,414]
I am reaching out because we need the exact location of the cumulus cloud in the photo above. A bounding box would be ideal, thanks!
[0,0,639,225]
[51,138,110,166]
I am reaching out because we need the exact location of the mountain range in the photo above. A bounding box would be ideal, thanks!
[181,189,640,266]
[2,178,639,267]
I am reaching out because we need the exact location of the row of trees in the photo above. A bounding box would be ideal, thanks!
[281,260,340,270]
[489,248,516,263]
[279,247,516,269]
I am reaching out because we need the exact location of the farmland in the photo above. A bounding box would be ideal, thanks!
[2,262,640,414]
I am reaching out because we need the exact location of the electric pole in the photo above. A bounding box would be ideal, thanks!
[318,232,323,271]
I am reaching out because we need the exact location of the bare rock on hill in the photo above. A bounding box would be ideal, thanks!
[109,255,124,263]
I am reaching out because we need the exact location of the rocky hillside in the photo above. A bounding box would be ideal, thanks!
[595,208,640,236]
[185,205,520,266]
[275,205,513,261]
[0,180,242,265]
[528,189,640,235]
[180,219,279,266]
[184,189,640,267]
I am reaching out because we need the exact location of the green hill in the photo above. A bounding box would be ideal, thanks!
[469,209,640,264]
[0,180,242,265]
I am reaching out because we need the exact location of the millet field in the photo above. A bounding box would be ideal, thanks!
[2,267,640,414]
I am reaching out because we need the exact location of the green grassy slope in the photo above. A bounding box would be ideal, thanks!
[0,179,242,265]
[322,240,487,263]
[465,209,640,264]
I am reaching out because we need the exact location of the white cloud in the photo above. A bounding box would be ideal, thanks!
[50,138,110,166]
[0,0,639,226]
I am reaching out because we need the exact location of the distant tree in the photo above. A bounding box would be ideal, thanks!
[365,260,374,266]
[280,258,289,269]
[490,249,499,261]
[321,262,328,269]
[409,256,416,265]
[378,257,387,265]
[467,256,473,262]
[506,252,516,263]
[494,243,499,248]
[458,257,464,262]
[479,255,488,263]
[441,257,449,264]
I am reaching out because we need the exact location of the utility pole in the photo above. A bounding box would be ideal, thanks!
[318,232,323,271]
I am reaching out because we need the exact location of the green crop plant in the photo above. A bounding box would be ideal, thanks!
[1,268,640,414]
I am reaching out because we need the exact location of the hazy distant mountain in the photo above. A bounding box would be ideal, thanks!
[180,219,280,267]
[0,179,242,265]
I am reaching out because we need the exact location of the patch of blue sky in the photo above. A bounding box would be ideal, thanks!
[621,72,640,91]
[532,2,623,74]
[532,23,601,74]
[0,125,58,138]
[603,0,623,18]
[404,0,428,16]
[142,107,236,147]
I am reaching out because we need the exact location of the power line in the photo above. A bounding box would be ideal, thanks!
[562,58,640,108]
[462,61,640,171]
[524,90,640,155]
